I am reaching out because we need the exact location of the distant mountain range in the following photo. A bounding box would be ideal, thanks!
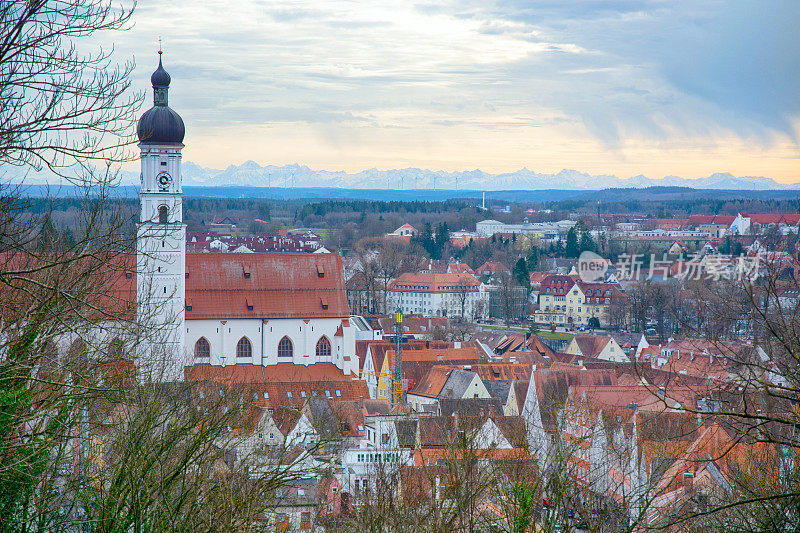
[180,162,800,191]
[3,160,798,191]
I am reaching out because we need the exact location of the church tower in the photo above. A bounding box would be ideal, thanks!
[136,52,187,381]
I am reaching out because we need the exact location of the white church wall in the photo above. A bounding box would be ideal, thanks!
[186,317,355,372]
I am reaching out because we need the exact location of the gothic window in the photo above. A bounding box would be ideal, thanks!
[158,205,168,224]
[316,336,331,358]
[236,337,252,358]
[195,337,210,358]
[278,336,293,358]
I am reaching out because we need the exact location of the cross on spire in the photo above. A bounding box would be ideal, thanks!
[158,37,162,55]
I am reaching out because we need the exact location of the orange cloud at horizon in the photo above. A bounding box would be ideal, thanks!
[180,120,800,184]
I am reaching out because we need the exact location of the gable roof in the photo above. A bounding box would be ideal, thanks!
[572,334,612,357]
[388,272,481,293]
[410,367,480,399]
[182,253,349,319]
[482,380,513,402]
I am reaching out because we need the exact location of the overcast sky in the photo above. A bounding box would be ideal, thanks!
[111,0,799,182]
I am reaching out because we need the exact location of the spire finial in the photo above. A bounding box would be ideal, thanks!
[158,37,163,56]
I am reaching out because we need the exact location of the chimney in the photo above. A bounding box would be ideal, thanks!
[359,396,364,409]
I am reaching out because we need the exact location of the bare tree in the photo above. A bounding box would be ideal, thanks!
[0,0,143,175]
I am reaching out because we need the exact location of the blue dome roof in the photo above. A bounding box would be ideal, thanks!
[137,54,184,144]
[151,55,171,87]
[137,106,185,144]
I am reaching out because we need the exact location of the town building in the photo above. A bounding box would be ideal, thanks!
[386,272,489,319]
[534,274,619,327]
[134,56,356,380]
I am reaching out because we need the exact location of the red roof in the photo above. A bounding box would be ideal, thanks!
[685,215,735,227]
[745,213,800,226]
[539,274,575,296]
[186,362,353,382]
[184,253,349,319]
[476,261,510,274]
[109,252,349,320]
[389,272,480,293]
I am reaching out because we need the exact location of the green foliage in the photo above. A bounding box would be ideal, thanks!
[565,227,579,258]
[579,230,595,254]
[298,199,469,219]
[527,247,539,271]
[513,258,530,289]
[511,483,536,533]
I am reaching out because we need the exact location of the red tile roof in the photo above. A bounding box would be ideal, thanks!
[184,253,349,319]
[572,334,612,357]
[186,362,353,382]
[476,261,510,274]
[109,252,349,320]
[410,366,454,398]
[388,272,481,293]
[447,262,474,274]
[745,213,800,226]
[539,274,576,296]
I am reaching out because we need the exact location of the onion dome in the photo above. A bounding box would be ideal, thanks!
[150,56,171,87]
[137,53,185,145]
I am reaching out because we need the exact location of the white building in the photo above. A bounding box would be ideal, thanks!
[476,218,575,238]
[133,55,356,381]
[386,272,489,319]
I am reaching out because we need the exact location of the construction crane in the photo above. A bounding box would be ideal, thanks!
[392,310,404,406]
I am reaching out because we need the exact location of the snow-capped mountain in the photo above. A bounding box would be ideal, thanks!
[3,160,797,190]
[176,161,799,190]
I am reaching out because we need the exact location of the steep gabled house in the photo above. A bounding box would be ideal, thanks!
[406,367,490,411]
[566,334,627,362]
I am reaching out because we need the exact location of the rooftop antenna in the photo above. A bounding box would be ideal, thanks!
[482,191,485,210]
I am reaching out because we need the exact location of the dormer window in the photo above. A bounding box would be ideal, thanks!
[244,270,251,279]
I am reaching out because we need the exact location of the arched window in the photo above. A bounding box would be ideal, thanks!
[195,337,210,358]
[236,337,252,359]
[158,205,168,224]
[278,336,293,358]
[316,336,331,358]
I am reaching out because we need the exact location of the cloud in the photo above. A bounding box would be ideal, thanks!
[96,0,797,181]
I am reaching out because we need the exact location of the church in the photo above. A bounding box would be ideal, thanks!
[135,53,356,381]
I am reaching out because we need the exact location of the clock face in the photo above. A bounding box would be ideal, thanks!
[157,172,172,190]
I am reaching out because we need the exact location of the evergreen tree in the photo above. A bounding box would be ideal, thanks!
[579,230,595,254]
[513,258,530,289]
[527,248,539,271]
[565,227,579,258]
